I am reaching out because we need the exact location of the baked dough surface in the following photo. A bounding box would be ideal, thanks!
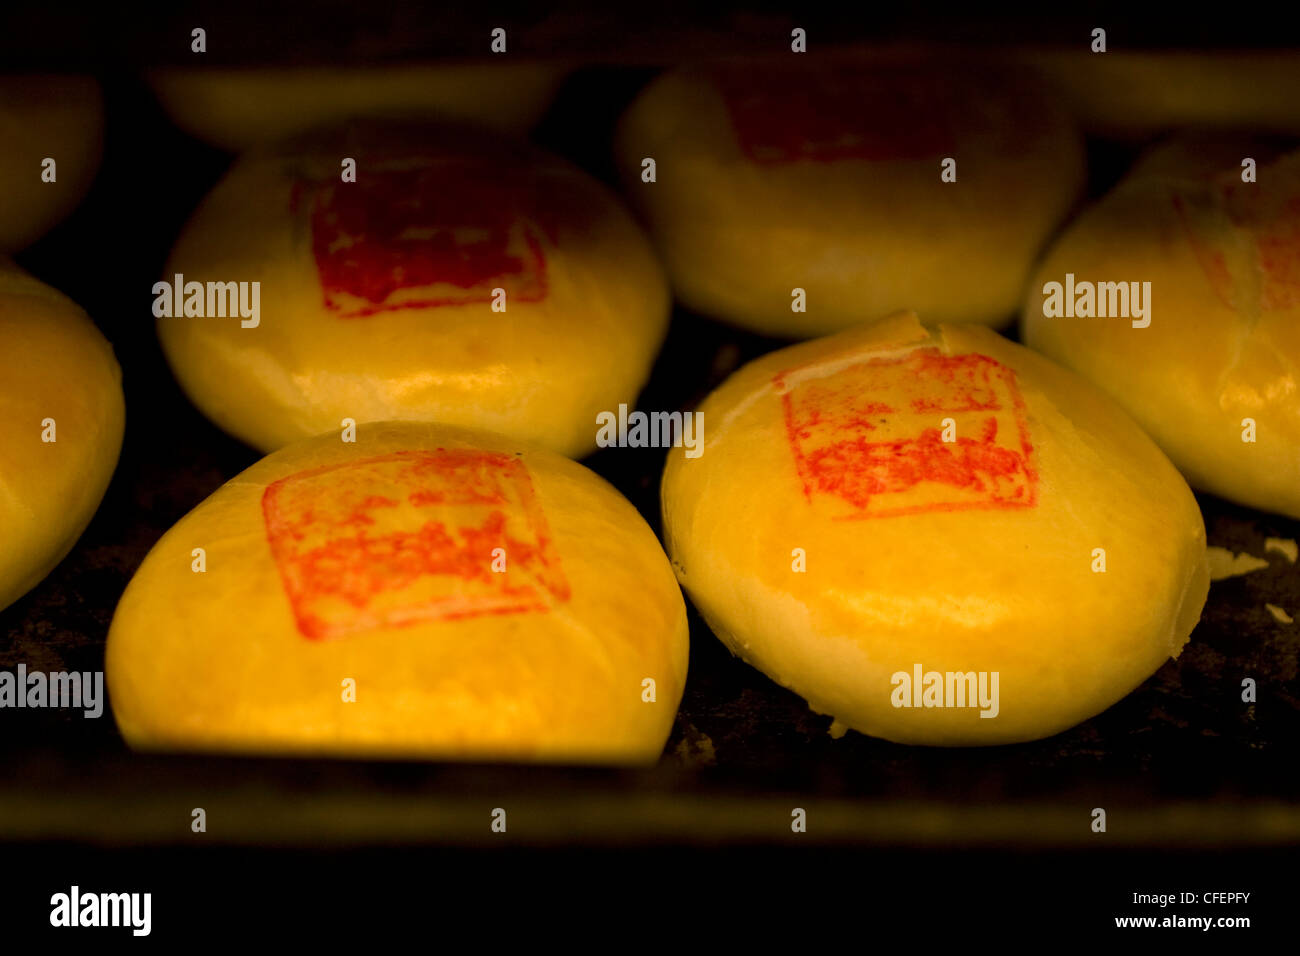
[661,313,1208,745]
[159,120,670,456]
[108,421,689,762]
[0,76,103,252]
[0,261,125,611]
[148,62,566,150]
[617,58,1084,336]
[1022,136,1300,518]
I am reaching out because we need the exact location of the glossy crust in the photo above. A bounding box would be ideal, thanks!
[616,57,1084,336]
[1021,136,1300,518]
[0,261,125,611]
[107,421,689,763]
[158,120,670,457]
[661,313,1208,745]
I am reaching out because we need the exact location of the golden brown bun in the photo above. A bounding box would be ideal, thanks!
[616,56,1084,336]
[148,62,567,150]
[0,76,103,252]
[0,260,125,611]
[158,120,670,457]
[107,421,689,763]
[1021,135,1300,518]
[661,313,1207,746]
[1015,49,1300,139]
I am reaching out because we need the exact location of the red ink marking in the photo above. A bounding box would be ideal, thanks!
[295,154,559,317]
[775,349,1038,519]
[1173,179,1300,312]
[262,449,569,640]
[713,65,956,165]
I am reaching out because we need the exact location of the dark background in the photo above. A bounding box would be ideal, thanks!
[7,1,1300,67]
[2,1,1298,938]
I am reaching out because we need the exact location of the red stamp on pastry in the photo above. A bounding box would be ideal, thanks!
[774,348,1037,519]
[714,65,955,164]
[262,449,569,640]
[294,156,552,317]
[1173,178,1300,312]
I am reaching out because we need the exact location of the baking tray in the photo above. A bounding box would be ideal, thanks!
[1,63,1298,862]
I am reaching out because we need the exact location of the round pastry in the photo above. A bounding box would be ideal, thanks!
[148,61,567,151]
[615,56,1085,337]
[1021,135,1300,518]
[107,421,689,762]
[157,119,670,457]
[0,76,103,252]
[660,312,1208,746]
[1015,49,1300,140]
[0,260,125,612]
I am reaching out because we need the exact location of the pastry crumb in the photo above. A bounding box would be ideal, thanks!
[1264,537,1298,564]
[1206,546,1269,580]
[673,729,717,766]
[1265,604,1294,624]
